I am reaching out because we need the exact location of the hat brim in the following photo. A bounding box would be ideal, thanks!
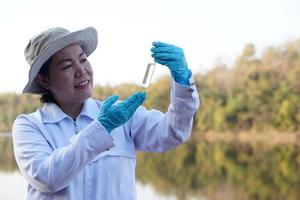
[23,27,98,94]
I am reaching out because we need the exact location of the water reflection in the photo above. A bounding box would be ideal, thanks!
[0,171,26,199]
[0,136,16,172]
[3,134,300,200]
[136,140,300,200]
[0,171,178,200]
[0,136,177,200]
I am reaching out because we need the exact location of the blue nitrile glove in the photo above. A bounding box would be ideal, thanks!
[151,41,192,86]
[97,92,146,133]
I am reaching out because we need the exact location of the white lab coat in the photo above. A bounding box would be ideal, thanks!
[12,79,200,200]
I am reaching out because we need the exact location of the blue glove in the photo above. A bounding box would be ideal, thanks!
[151,41,191,86]
[98,92,146,133]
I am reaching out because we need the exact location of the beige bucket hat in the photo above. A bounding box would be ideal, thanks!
[23,26,98,94]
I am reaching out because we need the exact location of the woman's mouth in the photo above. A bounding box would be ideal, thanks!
[75,80,89,89]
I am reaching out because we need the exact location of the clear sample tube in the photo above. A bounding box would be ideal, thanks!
[142,63,156,88]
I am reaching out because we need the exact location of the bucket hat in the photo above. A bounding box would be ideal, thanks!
[23,26,98,94]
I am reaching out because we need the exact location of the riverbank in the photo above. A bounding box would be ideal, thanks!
[3,131,300,145]
[198,132,300,145]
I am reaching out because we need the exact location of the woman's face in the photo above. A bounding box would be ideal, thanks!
[45,44,93,105]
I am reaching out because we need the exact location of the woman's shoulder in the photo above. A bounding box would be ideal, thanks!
[14,107,43,125]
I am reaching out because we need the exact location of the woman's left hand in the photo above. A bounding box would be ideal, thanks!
[98,92,146,133]
[151,41,191,86]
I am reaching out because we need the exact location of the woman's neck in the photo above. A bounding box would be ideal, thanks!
[57,102,84,120]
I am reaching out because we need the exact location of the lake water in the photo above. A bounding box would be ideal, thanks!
[4,132,298,199]
[0,171,177,200]
[0,133,178,199]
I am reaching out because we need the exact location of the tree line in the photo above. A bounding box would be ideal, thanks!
[0,38,300,133]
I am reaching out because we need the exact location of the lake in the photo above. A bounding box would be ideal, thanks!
[0,134,178,199]
[0,171,177,200]
[2,133,300,200]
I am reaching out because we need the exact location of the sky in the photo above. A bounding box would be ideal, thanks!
[0,0,300,93]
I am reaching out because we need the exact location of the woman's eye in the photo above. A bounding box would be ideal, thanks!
[63,65,72,70]
[80,58,87,63]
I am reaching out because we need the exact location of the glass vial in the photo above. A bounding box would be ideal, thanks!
[142,63,156,88]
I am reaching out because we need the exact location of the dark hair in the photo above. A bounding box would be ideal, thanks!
[38,57,57,103]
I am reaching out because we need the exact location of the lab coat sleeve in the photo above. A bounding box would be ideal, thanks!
[129,77,200,152]
[12,117,115,194]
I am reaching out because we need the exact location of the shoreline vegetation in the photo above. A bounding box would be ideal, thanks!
[198,131,300,145]
[1,38,300,199]
[2,131,300,145]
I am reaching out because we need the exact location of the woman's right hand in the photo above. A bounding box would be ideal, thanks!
[97,92,146,133]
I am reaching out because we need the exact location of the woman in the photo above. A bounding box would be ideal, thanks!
[12,26,200,200]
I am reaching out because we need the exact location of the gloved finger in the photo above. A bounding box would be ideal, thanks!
[109,111,126,125]
[152,52,182,61]
[153,59,178,70]
[122,92,146,109]
[126,92,146,114]
[129,92,146,106]
[134,92,146,103]
[152,41,178,49]
[102,95,119,110]
[151,46,181,54]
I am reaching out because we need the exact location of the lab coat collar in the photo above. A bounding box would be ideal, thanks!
[42,98,99,123]
[79,98,99,120]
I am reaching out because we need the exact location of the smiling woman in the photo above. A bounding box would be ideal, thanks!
[36,44,94,119]
[12,26,199,200]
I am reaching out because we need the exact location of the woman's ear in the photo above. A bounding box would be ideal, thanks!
[35,74,50,90]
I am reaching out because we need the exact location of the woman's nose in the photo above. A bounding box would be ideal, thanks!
[75,63,87,77]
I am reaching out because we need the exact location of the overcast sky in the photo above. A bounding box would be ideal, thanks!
[1,0,300,93]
